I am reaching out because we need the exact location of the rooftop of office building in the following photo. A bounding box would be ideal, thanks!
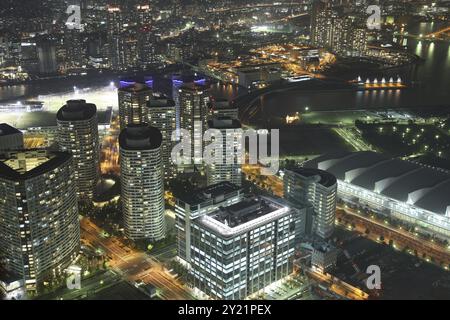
[179,82,208,92]
[211,197,282,228]
[207,117,241,129]
[0,149,71,181]
[147,96,176,108]
[174,181,242,206]
[118,82,152,93]
[286,167,337,188]
[119,124,162,151]
[56,100,97,121]
[197,196,290,237]
[312,241,337,254]
[0,123,22,136]
[210,98,235,109]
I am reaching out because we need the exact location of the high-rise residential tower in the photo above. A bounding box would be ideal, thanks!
[0,150,80,293]
[118,82,153,130]
[146,96,177,180]
[179,83,210,166]
[37,39,57,74]
[119,124,166,241]
[206,117,242,187]
[107,5,124,70]
[56,100,100,201]
[310,4,367,57]
[284,168,337,239]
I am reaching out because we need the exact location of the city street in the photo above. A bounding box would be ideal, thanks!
[337,206,450,267]
[305,268,369,300]
[242,163,284,196]
[81,218,194,300]
[333,127,374,152]
[37,270,124,300]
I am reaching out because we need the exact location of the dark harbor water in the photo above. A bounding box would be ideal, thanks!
[250,22,450,119]
[0,23,448,117]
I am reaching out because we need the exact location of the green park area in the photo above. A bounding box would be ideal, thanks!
[279,125,354,157]
[301,110,378,126]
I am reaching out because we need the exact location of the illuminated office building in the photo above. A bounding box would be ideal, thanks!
[190,196,298,300]
[174,182,243,265]
[147,96,177,180]
[206,117,242,187]
[284,168,337,239]
[179,83,210,166]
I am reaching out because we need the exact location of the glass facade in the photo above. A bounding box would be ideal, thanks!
[181,194,296,300]
[179,83,210,165]
[174,182,242,265]
[284,169,337,239]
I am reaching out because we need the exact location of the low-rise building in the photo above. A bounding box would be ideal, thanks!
[311,242,338,272]
[0,123,23,152]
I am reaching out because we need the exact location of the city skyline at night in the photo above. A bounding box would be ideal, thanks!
[0,0,449,305]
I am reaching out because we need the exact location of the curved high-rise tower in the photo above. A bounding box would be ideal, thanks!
[119,124,166,241]
[57,100,100,201]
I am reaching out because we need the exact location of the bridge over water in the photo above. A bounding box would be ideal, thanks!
[395,25,450,41]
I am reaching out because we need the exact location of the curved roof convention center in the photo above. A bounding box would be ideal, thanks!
[304,151,450,216]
